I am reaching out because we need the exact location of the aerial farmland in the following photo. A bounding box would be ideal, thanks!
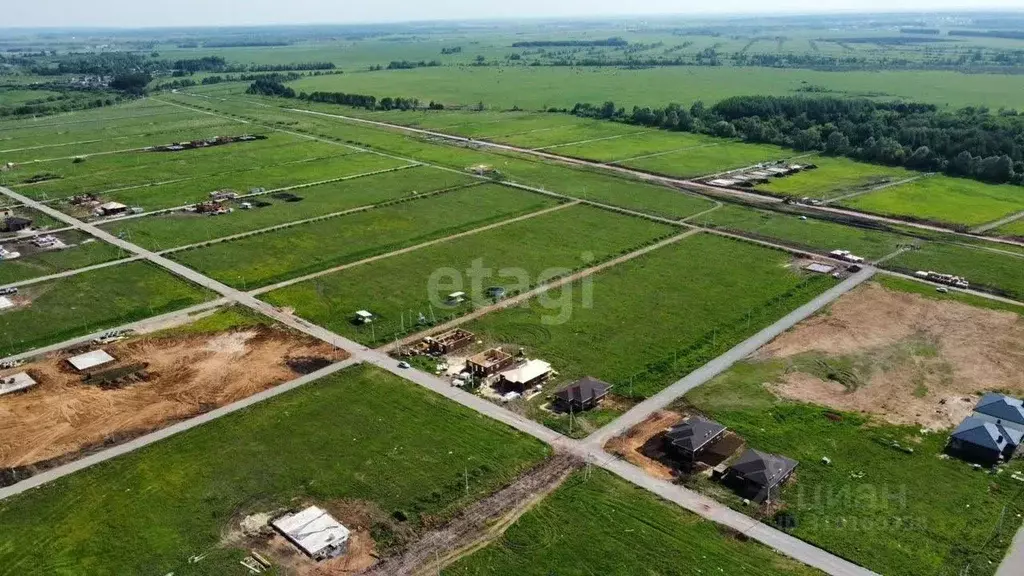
[2,10,1024,576]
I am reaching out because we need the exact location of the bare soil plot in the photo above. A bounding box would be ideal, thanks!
[0,319,346,472]
[755,281,1024,429]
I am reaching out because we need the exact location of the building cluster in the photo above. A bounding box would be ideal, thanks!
[704,162,816,188]
[149,134,264,153]
[915,270,970,289]
[948,393,1024,466]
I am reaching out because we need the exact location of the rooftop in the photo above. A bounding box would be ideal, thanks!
[729,449,798,487]
[665,417,727,453]
[975,393,1024,427]
[499,359,552,385]
[271,506,350,557]
[553,376,612,405]
[0,372,37,396]
[951,416,1022,452]
[67,349,115,372]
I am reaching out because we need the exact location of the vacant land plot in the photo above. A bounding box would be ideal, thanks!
[102,165,472,250]
[0,261,215,357]
[542,130,716,163]
[680,280,1024,576]
[703,205,917,260]
[0,307,346,472]
[465,233,833,435]
[622,141,792,179]
[756,156,917,200]
[443,469,820,576]
[0,364,549,575]
[172,184,560,288]
[883,241,1024,301]
[496,121,649,150]
[842,175,1024,228]
[995,217,1024,239]
[71,151,409,213]
[11,135,343,200]
[262,204,676,345]
[0,232,125,285]
[0,206,62,235]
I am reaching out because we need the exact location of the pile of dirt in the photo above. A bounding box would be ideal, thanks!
[757,282,1024,429]
[0,325,347,470]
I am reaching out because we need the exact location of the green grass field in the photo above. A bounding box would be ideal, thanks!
[464,233,834,436]
[0,260,214,356]
[541,129,717,163]
[702,205,918,260]
[994,217,1024,239]
[101,165,474,249]
[842,175,1024,228]
[681,286,1024,576]
[756,156,916,200]
[286,65,1024,112]
[622,141,792,179]
[444,469,820,576]
[0,364,549,576]
[84,152,409,212]
[10,135,341,199]
[262,204,676,345]
[883,241,1024,301]
[0,233,126,285]
[171,184,560,288]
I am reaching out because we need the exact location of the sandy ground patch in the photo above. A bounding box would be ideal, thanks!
[0,325,346,470]
[605,410,682,480]
[758,282,1024,429]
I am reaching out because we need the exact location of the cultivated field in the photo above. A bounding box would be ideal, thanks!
[0,261,215,356]
[702,205,918,260]
[673,279,1024,576]
[885,241,1024,301]
[0,364,549,575]
[171,184,561,288]
[0,306,346,474]
[756,156,917,200]
[842,175,1024,229]
[622,140,793,179]
[463,233,834,436]
[443,469,821,576]
[261,204,677,345]
[101,165,474,250]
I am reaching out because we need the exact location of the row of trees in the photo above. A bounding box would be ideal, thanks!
[246,80,442,111]
[570,95,1024,185]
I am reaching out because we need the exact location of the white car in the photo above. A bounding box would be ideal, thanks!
[398,361,411,369]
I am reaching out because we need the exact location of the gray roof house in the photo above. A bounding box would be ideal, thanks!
[973,393,1024,432]
[948,415,1022,465]
[724,449,798,503]
[663,417,727,462]
[552,376,612,412]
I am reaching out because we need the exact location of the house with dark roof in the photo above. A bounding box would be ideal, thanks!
[2,216,32,233]
[948,416,1022,465]
[552,377,612,412]
[663,417,727,464]
[972,393,1024,433]
[722,449,798,503]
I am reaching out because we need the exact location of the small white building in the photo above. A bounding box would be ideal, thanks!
[498,359,553,390]
[0,296,15,310]
[354,310,374,324]
[67,349,115,372]
[272,506,350,561]
[447,291,467,305]
[0,372,36,396]
[97,201,129,216]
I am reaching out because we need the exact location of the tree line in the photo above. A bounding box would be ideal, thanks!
[511,38,628,48]
[245,80,444,111]
[569,95,1024,186]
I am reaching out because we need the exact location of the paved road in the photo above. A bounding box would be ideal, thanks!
[585,267,877,449]
[996,522,1024,576]
[288,107,1024,251]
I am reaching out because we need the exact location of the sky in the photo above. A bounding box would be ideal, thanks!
[5,0,1022,29]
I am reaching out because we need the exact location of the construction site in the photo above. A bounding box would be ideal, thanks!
[0,318,346,482]
[755,281,1024,429]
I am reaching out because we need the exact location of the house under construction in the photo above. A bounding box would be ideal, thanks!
[466,347,514,378]
[424,329,475,355]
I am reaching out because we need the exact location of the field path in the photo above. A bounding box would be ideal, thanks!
[531,129,652,151]
[972,209,1024,234]
[822,174,929,205]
